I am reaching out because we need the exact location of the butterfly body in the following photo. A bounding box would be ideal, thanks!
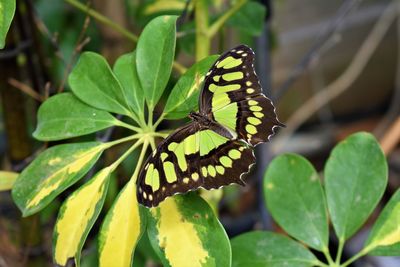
[137,45,283,207]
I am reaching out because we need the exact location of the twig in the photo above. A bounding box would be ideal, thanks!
[57,9,91,93]
[64,0,138,42]
[0,40,32,60]
[272,0,398,152]
[8,78,44,102]
[373,0,400,137]
[31,6,65,64]
[380,116,400,155]
[273,0,362,101]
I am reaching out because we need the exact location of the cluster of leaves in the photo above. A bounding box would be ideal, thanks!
[232,132,400,267]
[10,15,227,266]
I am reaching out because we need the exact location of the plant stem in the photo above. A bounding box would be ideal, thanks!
[109,138,144,171]
[64,0,187,74]
[153,113,165,129]
[195,0,210,61]
[322,247,335,266]
[64,0,138,43]
[335,238,345,264]
[341,247,370,267]
[173,61,187,74]
[114,119,142,132]
[130,140,149,183]
[104,133,141,147]
[208,0,247,38]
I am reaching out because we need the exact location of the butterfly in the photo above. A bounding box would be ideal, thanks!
[137,44,283,207]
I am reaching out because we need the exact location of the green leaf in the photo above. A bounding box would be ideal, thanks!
[0,0,16,48]
[325,132,388,240]
[231,231,319,267]
[136,15,178,109]
[33,93,119,141]
[0,171,18,191]
[113,52,145,119]
[264,154,329,251]
[364,189,400,256]
[227,1,266,36]
[98,179,147,267]
[12,142,105,217]
[53,167,111,267]
[163,55,218,119]
[147,193,231,267]
[68,52,133,116]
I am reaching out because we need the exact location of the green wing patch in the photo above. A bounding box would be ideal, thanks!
[137,123,255,207]
[137,44,282,208]
[200,44,283,146]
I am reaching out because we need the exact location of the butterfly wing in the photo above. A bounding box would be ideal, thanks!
[199,44,283,146]
[136,123,255,207]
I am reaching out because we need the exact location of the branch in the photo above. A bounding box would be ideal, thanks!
[64,0,138,43]
[272,0,398,152]
[273,0,362,101]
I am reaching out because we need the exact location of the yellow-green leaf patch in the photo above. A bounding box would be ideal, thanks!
[0,171,18,191]
[12,142,105,216]
[98,179,146,267]
[365,189,400,256]
[53,167,112,266]
[147,193,231,267]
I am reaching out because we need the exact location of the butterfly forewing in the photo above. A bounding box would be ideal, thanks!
[200,45,282,146]
[137,44,282,207]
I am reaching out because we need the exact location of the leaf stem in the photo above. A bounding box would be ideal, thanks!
[341,247,369,267]
[208,0,247,38]
[114,119,142,132]
[104,133,141,148]
[109,138,144,171]
[153,113,165,129]
[130,140,149,183]
[335,238,345,264]
[322,247,335,266]
[64,0,138,43]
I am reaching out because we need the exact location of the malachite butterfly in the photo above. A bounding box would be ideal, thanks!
[137,44,284,207]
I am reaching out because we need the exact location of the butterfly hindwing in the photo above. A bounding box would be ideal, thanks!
[137,124,255,207]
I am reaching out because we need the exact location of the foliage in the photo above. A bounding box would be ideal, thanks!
[231,132,397,267]
[0,0,16,48]
[3,1,399,267]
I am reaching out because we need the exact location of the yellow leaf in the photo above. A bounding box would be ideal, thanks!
[26,145,105,210]
[152,197,209,267]
[54,167,111,266]
[99,179,144,267]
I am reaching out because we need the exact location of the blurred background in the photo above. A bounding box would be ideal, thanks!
[0,0,399,266]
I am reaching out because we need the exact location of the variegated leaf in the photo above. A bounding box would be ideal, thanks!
[12,142,105,216]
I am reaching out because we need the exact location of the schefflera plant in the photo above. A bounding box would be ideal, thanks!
[11,15,230,267]
[231,132,400,267]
